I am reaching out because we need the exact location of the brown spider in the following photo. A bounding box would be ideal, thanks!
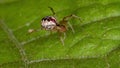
[28,7,82,45]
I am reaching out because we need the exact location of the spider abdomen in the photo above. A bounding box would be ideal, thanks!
[41,16,57,30]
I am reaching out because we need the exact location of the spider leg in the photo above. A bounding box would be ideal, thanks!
[71,14,83,23]
[59,32,66,46]
[28,28,41,34]
[63,32,66,41]
[63,14,83,23]
[61,14,82,33]
[68,22,75,33]
[48,7,59,23]
[48,7,56,16]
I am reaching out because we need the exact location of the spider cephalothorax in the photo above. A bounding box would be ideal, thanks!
[41,16,57,30]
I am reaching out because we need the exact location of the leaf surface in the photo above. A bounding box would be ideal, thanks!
[0,0,120,68]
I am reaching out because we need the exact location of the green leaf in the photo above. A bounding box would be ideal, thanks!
[0,0,120,68]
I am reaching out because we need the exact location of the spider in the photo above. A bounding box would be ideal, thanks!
[28,7,82,45]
